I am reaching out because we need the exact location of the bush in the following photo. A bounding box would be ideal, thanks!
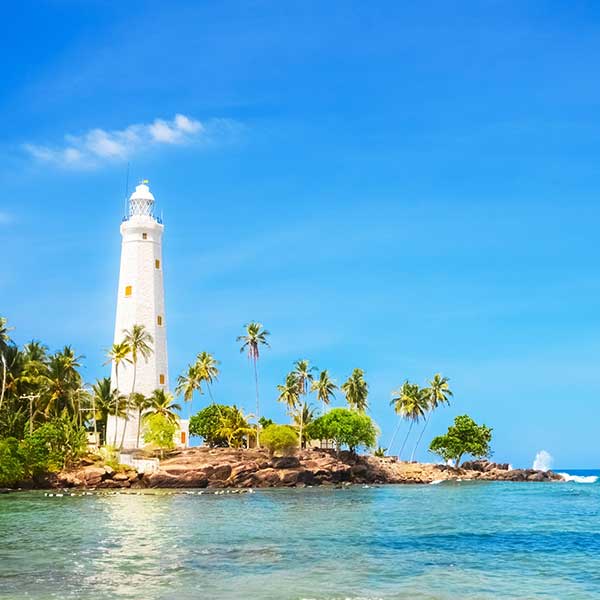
[190,404,237,447]
[260,425,298,456]
[21,416,87,477]
[143,414,176,457]
[0,438,25,487]
[429,414,492,467]
[307,408,378,453]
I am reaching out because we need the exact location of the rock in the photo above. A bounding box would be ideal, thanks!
[271,456,300,469]
[279,470,301,485]
[79,457,95,466]
[113,472,129,481]
[210,464,232,481]
[103,466,115,477]
[527,472,546,481]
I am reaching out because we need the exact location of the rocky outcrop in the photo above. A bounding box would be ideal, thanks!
[53,447,564,490]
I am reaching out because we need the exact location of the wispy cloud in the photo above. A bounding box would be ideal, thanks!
[23,114,236,169]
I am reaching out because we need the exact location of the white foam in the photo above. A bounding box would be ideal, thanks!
[533,450,553,472]
[557,472,598,484]
[429,479,443,485]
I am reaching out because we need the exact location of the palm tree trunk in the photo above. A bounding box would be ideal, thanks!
[120,361,136,450]
[411,412,431,462]
[387,418,402,455]
[136,408,142,448]
[299,403,304,450]
[253,357,260,447]
[112,365,120,447]
[398,421,414,460]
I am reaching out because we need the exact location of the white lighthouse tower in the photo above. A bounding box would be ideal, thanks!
[106,181,173,449]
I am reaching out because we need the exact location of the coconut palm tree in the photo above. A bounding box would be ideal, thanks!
[292,402,317,448]
[217,405,255,448]
[131,393,151,449]
[390,381,428,460]
[0,318,15,413]
[145,389,181,425]
[237,322,270,446]
[412,374,453,461]
[195,351,220,404]
[311,370,337,415]
[175,363,201,417]
[91,377,126,444]
[104,341,132,446]
[293,360,316,449]
[341,368,369,413]
[277,372,300,415]
[120,325,153,448]
[43,346,84,419]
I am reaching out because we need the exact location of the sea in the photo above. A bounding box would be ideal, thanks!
[1,471,599,599]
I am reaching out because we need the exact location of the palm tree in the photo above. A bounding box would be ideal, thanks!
[237,322,270,446]
[43,346,83,420]
[145,389,181,425]
[341,368,369,413]
[390,381,428,460]
[175,363,201,417]
[293,360,316,449]
[131,393,151,449]
[105,341,131,446]
[412,374,452,461]
[292,402,316,448]
[120,325,153,449]
[277,372,300,415]
[217,405,255,448]
[91,377,126,445]
[0,318,15,413]
[195,351,220,404]
[311,370,337,415]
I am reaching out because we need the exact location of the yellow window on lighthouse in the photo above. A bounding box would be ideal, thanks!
[159,374,165,385]
[125,285,132,297]
[157,315,163,326]
[142,233,147,240]
[155,259,160,269]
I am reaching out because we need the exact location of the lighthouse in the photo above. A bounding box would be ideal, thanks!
[106,181,171,449]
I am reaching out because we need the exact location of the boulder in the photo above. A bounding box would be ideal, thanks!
[271,456,300,469]
[210,464,232,481]
[279,470,301,486]
[103,466,115,477]
[113,472,130,481]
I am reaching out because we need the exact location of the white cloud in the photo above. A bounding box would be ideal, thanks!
[23,113,223,169]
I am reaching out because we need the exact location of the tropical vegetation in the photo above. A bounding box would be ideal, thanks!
[429,415,492,467]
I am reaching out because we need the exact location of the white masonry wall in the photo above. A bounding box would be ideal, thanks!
[106,213,169,449]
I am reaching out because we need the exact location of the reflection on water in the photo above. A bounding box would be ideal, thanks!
[1,483,600,599]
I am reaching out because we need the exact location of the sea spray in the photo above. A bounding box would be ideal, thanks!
[532,450,553,472]
[557,472,598,484]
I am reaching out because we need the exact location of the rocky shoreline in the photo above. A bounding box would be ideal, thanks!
[43,447,564,490]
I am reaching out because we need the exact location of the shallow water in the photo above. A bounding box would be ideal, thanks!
[1,478,600,599]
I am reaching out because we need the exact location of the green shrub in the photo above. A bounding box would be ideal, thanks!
[190,404,235,447]
[260,425,298,456]
[0,438,25,487]
[21,416,87,477]
[307,408,378,453]
[143,414,176,457]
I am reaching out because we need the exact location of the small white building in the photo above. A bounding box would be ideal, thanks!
[106,182,188,450]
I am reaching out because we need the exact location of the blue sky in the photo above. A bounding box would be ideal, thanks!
[2,1,600,467]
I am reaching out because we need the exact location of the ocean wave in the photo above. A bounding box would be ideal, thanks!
[557,472,599,484]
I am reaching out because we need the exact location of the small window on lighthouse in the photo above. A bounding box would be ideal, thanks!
[159,374,165,385]
[142,233,148,240]
[157,315,163,326]
[155,259,160,269]
[125,285,132,297]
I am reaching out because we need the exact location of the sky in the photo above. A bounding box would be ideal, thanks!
[2,1,600,468]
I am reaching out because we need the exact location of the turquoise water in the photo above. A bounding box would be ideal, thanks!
[1,478,600,599]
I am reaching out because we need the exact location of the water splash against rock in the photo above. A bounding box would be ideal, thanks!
[532,450,553,472]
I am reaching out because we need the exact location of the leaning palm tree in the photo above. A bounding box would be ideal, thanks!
[145,389,181,425]
[390,381,428,460]
[175,363,202,417]
[120,325,153,448]
[293,360,316,449]
[104,341,132,446]
[311,370,337,415]
[277,372,301,418]
[237,322,270,446]
[341,368,369,413]
[195,351,220,404]
[412,374,452,461]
